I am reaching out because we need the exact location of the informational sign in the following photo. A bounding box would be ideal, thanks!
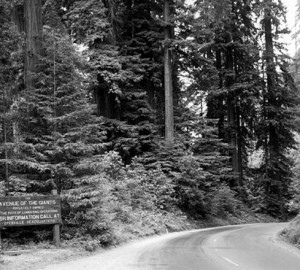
[0,196,62,227]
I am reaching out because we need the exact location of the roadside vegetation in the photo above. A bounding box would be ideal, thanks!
[280,135,300,248]
[281,216,300,248]
[1,150,276,254]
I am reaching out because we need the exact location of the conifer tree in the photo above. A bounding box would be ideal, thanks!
[191,0,261,189]
[24,0,43,92]
[0,1,23,195]
[256,0,299,218]
[14,28,100,192]
[291,0,300,91]
[164,0,175,142]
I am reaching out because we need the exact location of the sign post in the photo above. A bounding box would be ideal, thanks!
[51,190,60,247]
[0,229,2,251]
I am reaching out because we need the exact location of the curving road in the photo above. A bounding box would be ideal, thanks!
[41,223,300,270]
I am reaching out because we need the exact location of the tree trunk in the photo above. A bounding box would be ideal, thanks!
[264,0,286,218]
[3,120,9,196]
[164,0,174,143]
[24,0,43,91]
[264,6,275,93]
[223,0,242,186]
[225,43,240,183]
[236,106,243,186]
[264,2,275,173]
[216,49,225,139]
[11,4,25,33]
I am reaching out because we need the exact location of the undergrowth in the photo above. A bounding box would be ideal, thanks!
[280,215,300,248]
[1,151,274,252]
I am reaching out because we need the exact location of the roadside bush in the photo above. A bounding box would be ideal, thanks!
[175,155,211,216]
[210,184,240,217]
[61,151,185,248]
[281,215,300,247]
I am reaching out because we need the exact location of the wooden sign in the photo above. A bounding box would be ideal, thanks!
[0,196,62,227]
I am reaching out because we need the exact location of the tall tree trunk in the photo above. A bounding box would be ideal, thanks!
[236,106,243,186]
[224,0,243,186]
[225,44,240,183]
[24,0,43,91]
[264,0,286,218]
[264,6,275,93]
[3,121,9,196]
[2,88,9,196]
[264,2,275,179]
[103,0,118,45]
[216,49,225,139]
[11,4,25,33]
[164,0,174,143]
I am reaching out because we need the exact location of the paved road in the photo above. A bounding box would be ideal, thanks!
[41,223,300,270]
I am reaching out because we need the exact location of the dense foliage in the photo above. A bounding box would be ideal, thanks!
[0,0,299,249]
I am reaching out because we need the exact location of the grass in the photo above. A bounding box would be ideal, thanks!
[280,215,300,247]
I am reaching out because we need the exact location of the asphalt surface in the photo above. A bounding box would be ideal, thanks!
[41,223,300,270]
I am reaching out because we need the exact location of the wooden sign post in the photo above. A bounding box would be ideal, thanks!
[0,229,2,252]
[51,190,60,247]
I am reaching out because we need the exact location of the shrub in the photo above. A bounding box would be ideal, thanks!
[210,184,240,217]
[281,215,300,247]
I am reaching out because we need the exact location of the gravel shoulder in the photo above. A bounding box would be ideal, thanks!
[39,230,198,270]
[0,230,193,270]
[0,247,90,270]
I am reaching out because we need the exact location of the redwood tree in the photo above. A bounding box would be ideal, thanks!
[164,0,174,142]
[24,0,43,91]
[256,0,299,218]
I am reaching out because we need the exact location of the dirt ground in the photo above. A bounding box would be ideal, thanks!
[2,231,201,270]
[0,247,90,270]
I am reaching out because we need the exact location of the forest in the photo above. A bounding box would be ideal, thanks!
[1,0,300,250]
